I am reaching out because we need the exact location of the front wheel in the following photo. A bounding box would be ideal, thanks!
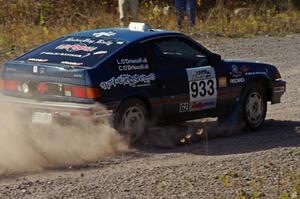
[241,84,267,130]
[114,98,149,144]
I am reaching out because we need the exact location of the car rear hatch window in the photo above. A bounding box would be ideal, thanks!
[16,36,126,68]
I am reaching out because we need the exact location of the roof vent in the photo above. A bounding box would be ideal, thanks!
[128,22,151,32]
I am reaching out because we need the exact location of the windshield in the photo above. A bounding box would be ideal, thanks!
[16,36,126,68]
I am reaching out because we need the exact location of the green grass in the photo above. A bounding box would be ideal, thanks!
[217,164,300,199]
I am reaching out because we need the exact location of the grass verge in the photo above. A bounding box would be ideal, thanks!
[0,4,300,60]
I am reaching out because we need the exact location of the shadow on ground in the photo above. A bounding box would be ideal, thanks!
[140,119,300,156]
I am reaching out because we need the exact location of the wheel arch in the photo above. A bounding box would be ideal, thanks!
[116,95,152,118]
[242,76,272,101]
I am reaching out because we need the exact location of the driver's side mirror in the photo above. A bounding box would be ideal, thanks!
[210,53,222,66]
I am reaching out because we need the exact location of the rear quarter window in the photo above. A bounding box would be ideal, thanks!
[111,45,150,73]
[16,36,126,68]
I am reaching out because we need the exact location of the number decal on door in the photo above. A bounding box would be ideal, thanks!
[190,79,215,99]
[186,66,217,111]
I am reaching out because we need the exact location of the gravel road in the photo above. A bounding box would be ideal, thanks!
[0,34,300,199]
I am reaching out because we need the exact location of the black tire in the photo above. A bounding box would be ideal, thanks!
[241,83,267,130]
[114,98,149,144]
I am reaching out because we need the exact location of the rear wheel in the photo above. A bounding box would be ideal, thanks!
[114,98,149,144]
[241,83,267,130]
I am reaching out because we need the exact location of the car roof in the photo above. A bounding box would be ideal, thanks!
[69,28,183,43]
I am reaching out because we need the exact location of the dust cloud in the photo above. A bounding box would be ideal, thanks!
[0,103,128,174]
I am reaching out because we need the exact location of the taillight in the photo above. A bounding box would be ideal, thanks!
[86,87,101,99]
[64,85,100,99]
[0,79,100,99]
[0,79,4,90]
[3,79,21,91]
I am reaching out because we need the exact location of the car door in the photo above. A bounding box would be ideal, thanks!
[143,36,220,122]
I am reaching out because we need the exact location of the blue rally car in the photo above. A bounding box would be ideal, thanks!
[0,23,286,142]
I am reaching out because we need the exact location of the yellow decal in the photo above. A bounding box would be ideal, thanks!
[218,77,227,88]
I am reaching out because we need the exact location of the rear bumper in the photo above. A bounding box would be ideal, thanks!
[0,95,115,122]
[271,80,286,104]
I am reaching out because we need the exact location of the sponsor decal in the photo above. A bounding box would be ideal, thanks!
[93,31,116,37]
[230,78,245,84]
[118,64,149,71]
[61,61,83,66]
[240,65,250,73]
[191,69,211,80]
[230,65,242,77]
[116,40,126,45]
[55,44,97,52]
[96,39,114,46]
[187,67,217,102]
[191,102,203,110]
[39,67,46,74]
[117,58,149,71]
[64,37,124,46]
[28,58,48,62]
[218,77,227,88]
[179,102,189,113]
[273,86,285,93]
[246,71,267,76]
[64,37,96,44]
[186,66,217,111]
[33,65,38,73]
[93,51,108,55]
[41,51,91,58]
[190,101,216,111]
[117,58,148,65]
[100,73,156,90]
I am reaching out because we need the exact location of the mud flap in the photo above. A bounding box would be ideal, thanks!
[217,98,246,135]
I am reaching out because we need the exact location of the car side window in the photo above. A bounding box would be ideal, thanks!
[111,44,150,74]
[147,37,209,68]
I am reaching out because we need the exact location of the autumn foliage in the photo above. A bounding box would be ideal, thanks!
[0,0,300,60]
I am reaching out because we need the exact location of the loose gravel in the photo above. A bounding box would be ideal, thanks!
[0,34,300,199]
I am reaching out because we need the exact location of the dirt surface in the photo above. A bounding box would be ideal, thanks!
[0,34,300,199]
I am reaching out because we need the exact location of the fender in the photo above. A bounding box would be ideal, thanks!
[242,73,272,101]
